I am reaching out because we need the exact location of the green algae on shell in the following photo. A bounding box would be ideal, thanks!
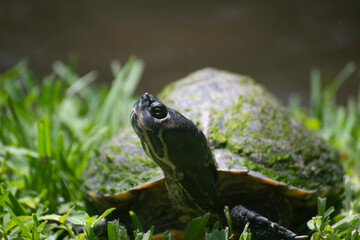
[84,127,162,194]
[159,68,342,191]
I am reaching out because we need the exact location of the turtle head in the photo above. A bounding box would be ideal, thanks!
[131,93,218,215]
[130,92,193,174]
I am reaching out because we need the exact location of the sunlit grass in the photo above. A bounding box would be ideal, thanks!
[0,58,359,239]
[0,56,143,239]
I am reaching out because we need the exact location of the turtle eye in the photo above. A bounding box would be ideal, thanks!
[150,105,167,119]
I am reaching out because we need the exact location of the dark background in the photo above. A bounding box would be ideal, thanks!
[1,1,360,104]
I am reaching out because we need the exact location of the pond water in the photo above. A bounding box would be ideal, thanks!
[1,0,360,104]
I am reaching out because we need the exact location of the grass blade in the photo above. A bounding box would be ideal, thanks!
[7,96,31,148]
[129,211,143,232]
[7,209,31,238]
[183,213,210,240]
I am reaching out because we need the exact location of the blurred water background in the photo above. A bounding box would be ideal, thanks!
[1,0,359,104]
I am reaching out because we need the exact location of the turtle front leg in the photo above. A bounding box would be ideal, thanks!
[230,205,307,240]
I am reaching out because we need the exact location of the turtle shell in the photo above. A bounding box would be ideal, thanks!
[84,68,343,230]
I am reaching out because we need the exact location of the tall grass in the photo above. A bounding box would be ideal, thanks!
[0,56,143,239]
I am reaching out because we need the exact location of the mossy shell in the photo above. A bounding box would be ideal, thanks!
[84,68,343,230]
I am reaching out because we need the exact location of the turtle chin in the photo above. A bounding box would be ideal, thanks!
[130,111,144,135]
[130,95,146,133]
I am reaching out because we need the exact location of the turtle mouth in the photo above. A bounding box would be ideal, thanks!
[130,93,153,133]
[130,110,143,134]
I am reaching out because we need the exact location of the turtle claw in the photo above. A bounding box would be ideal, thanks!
[230,205,300,240]
[294,236,308,239]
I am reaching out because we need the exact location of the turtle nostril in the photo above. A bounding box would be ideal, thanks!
[143,92,150,99]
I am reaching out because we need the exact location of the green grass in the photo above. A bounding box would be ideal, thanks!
[0,56,143,239]
[0,58,359,239]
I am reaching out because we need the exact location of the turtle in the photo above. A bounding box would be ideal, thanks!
[84,68,343,239]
